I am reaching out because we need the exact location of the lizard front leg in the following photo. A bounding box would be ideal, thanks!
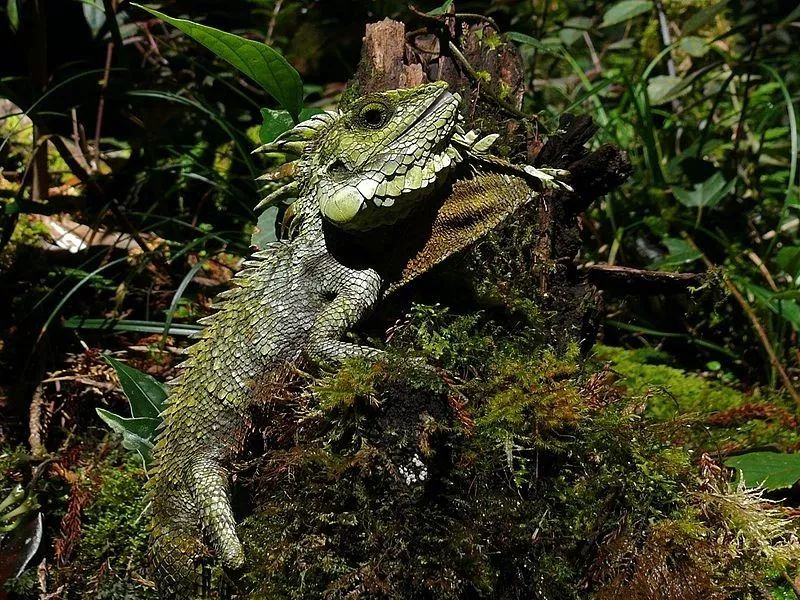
[304,266,383,366]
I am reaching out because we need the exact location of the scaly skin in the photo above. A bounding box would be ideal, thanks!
[147,82,568,596]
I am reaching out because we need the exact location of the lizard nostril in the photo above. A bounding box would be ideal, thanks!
[327,159,349,178]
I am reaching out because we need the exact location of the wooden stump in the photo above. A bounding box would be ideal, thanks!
[347,12,632,351]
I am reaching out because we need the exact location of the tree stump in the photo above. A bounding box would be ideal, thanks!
[347,12,632,351]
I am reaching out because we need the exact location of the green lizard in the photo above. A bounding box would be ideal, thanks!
[147,81,568,596]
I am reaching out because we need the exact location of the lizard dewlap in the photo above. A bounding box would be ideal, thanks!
[147,81,568,596]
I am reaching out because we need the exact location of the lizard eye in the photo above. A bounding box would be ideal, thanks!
[358,102,390,129]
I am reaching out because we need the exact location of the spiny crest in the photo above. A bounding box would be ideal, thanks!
[252,111,337,211]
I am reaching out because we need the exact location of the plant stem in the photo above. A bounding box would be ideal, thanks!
[682,232,800,406]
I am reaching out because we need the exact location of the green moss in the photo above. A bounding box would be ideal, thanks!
[75,453,150,574]
[595,344,800,452]
[594,344,747,416]
[239,305,800,598]
[0,444,154,598]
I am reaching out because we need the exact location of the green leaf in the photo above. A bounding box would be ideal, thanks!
[6,0,18,32]
[133,4,303,120]
[646,75,690,105]
[776,246,800,280]
[672,172,735,209]
[426,0,453,16]
[678,36,710,57]
[724,452,800,490]
[600,0,653,27]
[559,18,592,46]
[96,409,157,467]
[63,317,202,336]
[649,237,702,271]
[103,355,168,419]
[737,280,800,333]
[259,107,323,144]
[683,1,728,35]
[505,32,562,55]
[82,0,106,38]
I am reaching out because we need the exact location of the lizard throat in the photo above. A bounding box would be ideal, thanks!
[318,146,463,231]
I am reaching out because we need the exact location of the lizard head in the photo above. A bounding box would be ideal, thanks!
[308,81,464,230]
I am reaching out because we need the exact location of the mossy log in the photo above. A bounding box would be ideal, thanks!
[348,13,633,351]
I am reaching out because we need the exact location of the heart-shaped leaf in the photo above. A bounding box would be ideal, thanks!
[672,172,735,209]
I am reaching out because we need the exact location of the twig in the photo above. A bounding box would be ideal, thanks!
[745,250,779,292]
[683,232,800,406]
[93,42,114,166]
[587,264,706,295]
[265,0,283,45]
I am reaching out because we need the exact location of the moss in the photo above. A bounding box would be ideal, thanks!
[238,304,800,598]
[595,344,800,453]
[3,446,155,599]
[75,453,150,573]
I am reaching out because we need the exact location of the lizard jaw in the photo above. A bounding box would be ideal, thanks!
[319,144,462,230]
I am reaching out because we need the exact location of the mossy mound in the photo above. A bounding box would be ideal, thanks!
[596,345,800,454]
[238,305,800,599]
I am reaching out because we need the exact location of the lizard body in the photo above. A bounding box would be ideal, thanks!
[147,82,567,596]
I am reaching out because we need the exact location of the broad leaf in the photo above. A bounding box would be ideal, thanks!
[103,355,168,419]
[649,237,702,271]
[134,4,303,121]
[82,0,106,38]
[559,17,592,46]
[684,1,728,35]
[679,36,710,57]
[96,409,158,467]
[646,75,690,105]
[0,512,42,579]
[725,452,800,490]
[6,0,18,32]
[672,172,735,209]
[776,246,800,280]
[600,0,653,27]
[259,107,323,144]
[737,280,800,333]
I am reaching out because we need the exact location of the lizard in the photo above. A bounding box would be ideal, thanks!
[146,81,569,596]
